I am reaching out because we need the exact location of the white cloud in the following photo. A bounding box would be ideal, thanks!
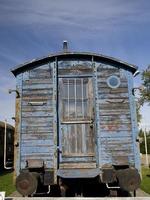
[0,0,150,31]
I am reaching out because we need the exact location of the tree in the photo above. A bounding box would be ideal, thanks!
[140,65,150,105]
[136,101,142,124]
[139,129,150,154]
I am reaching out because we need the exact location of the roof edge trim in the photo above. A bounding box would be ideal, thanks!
[11,52,138,76]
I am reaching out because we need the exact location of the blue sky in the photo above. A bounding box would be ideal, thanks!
[0,0,150,127]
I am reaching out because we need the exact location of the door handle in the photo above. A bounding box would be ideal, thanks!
[57,146,62,154]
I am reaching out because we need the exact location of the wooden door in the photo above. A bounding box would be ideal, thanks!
[58,77,95,166]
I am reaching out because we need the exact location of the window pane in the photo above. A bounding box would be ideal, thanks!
[61,77,93,121]
[69,100,75,118]
[69,80,75,99]
[84,101,88,117]
[76,80,82,99]
[62,83,68,97]
[77,101,83,118]
[62,100,68,119]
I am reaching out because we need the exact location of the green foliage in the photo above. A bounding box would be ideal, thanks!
[140,167,150,194]
[140,66,150,105]
[139,129,150,154]
[0,171,15,196]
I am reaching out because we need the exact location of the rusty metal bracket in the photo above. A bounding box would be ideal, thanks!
[8,89,20,98]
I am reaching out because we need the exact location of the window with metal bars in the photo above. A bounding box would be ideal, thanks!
[60,77,93,122]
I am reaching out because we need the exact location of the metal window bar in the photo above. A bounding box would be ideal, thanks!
[81,78,84,119]
[89,79,92,120]
[75,78,77,119]
[75,78,78,153]
[68,79,70,119]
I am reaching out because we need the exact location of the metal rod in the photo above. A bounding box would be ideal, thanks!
[106,183,120,189]
[4,119,13,170]
[75,78,77,119]
[28,102,46,106]
[81,78,84,119]
[68,79,70,118]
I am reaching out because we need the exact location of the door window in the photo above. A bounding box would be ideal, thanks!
[60,78,93,122]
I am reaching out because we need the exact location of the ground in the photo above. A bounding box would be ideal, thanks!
[140,166,150,195]
[0,170,15,196]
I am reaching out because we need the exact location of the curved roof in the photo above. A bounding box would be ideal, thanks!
[11,52,138,76]
[0,121,14,130]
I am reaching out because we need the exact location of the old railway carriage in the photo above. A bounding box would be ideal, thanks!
[11,48,141,196]
[0,121,14,170]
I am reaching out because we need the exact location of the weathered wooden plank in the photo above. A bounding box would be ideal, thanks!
[21,160,54,168]
[101,130,132,140]
[98,76,127,83]
[21,153,54,158]
[99,111,131,116]
[97,77,127,83]
[22,111,53,117]
[22,100,53,106]
[22,139,53,145]
[100,115,131,121]
[62,156,96,162]
[21,158,54,164]
[97,82,128,88]
[21,134,53,140]
[21,127,53,132]
[98,87,128,94]
[22,92,53,98]
[22,126,53,131]
[99,93,129,99]
[21,146,53,154]
[98,97,129,103]
[29,69,52,78]
[97,73,120,79]
[23,79,53,85]
[30,67,52,73]
[99,104,130,110]
[101,141,133,148]
[100,124,131,131]
[100,122,131,127]
[100,139,133,145]
[23,84,53,90]
[97,64,119,70]
[22,106,53,112]
[22,95,52,101]
[22,91,53,98]
[59,162,96,169]
[22,87,52,92]
[22,117,52,124]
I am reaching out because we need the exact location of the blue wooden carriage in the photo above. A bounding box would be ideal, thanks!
[11,44,141,196]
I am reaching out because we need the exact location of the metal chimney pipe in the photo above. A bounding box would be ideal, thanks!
[63,40,68,52]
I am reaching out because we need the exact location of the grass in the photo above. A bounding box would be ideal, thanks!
[140,166,150,194]
[0,171,15,196]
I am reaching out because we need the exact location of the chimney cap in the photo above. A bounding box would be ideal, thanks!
[63,40,68,52]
